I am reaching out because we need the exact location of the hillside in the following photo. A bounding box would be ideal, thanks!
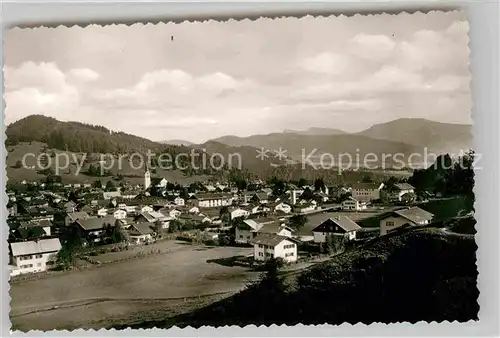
[211,119,472,162]
[123,228,478,328]
[357,118,472,154]
[6,115,178,154]
[5,141,213,185]
[5,115,283,183]
[211,133,421,165]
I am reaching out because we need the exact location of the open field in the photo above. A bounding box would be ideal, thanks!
[10,241,257,331]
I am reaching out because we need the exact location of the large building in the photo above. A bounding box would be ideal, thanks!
[351,182,384,201]
[192,193,233,208]
[10,238,62,276]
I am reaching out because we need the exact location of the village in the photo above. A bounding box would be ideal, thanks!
[7,162,443,279]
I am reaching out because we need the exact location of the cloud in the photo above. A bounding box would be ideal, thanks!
[3,12,471,142]
[4,62,80,124]
[68,68,100,82]
[300,53,351,75]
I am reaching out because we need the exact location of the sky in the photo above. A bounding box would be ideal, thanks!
[4,10,472,144]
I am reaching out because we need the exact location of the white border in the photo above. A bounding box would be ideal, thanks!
[1,1,499,336]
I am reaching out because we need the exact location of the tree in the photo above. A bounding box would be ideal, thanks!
[220,206,231,224]
[298,178,308,187]
[105,180,116,192]
[314,178,326,192]
[300,187,314,201]
[290,214,307,231]
[13,160,22,169]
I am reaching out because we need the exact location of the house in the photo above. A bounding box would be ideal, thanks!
[312,216,361,242]
[129,222,155,245]
[64,201,77,213]
[137,211,172,229]
[194,193,233,208]
[204,184,217,192]
[157,178,168,188]
[256,223,293,238]
[341,197,367,211]
[379,207,434,235]
[250,233,299,263]
[18,219,52,237]
[251,192,269,204]
[350,182,384,201]
[65,211,90,226]
[230,207,250,220]
[97,208,108,217]
[384,183,416,201]
[235,217,277,244]
[274,202,292,214]
[112,209,127,220]
[251,204,271,215]
[168,208,182,219]
[136,205,154,214]
[79,204,94,214]
[188,206,200,214]
[174,197,185,206]
[103,191,122,200]
[75,215,116,243]
[10,238,62,275]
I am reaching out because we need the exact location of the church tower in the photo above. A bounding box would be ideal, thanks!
[144,162,151,190]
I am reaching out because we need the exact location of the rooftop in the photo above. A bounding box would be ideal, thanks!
[11,238,62,257]
[312,216,362,233]
[250,233,296,247]
[393,207,434,224]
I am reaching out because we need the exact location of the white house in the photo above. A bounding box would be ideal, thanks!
[168,208,182,219]
[188,206,200,214]
[274,202,292,214]
[10,238,61,275]
[312,216,362,242]
[230,207,250,220]
[250,234,299,263]
[97,208,108,217]
[113,209,127,220]
[157,178,168,188]
[341,197,368,211]
[379,207,434,235]
[136,205,153,214]
[350,182,384,201]
[174,197,185,206]
[204,184,217,192]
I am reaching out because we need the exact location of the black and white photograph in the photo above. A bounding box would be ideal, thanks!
[4,10,477,331]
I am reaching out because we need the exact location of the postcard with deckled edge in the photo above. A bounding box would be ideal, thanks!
[4,10,477,331]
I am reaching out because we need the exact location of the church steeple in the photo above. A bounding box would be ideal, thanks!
[144,160,151,190]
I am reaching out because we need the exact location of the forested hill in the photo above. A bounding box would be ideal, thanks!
[6,115,183,154]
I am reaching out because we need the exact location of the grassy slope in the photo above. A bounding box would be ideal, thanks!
[123,228,478,328]
[6,142,212,185]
